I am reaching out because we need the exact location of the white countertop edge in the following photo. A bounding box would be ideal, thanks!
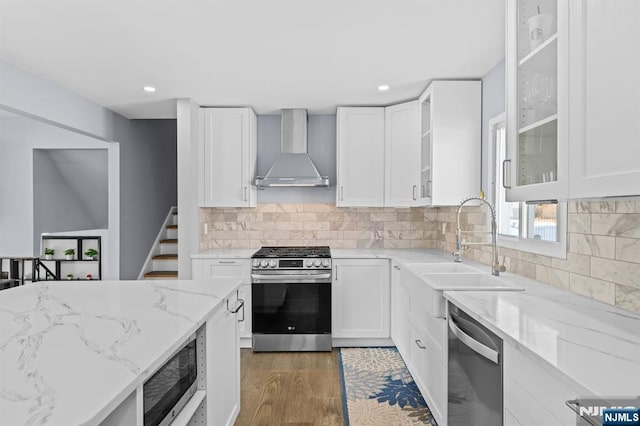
[191,249,256,259]
[89,281,241,426]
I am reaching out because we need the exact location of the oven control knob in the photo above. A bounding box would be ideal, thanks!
[305,260,313,268]
[253,259,261,268]
[260,260,268,268]
[314,260,321,267]
[321,260,329,268]
[268,260,277,268]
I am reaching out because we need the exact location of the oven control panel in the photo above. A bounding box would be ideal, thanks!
[252,258,331,269]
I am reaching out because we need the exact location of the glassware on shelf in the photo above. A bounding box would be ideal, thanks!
[520,72,557,127]
[527,8,554,51]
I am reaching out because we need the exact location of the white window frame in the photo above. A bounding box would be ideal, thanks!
[488,113,567,259]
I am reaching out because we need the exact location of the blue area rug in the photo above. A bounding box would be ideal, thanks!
[338,347,437,425]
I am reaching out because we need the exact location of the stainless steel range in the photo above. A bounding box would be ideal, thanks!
[251,246,332,352]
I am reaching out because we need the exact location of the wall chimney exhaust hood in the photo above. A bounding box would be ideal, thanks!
[255,109,330,187]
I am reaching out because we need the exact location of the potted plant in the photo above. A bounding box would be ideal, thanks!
[85,273,93,280]
[44,248,54,260]
[84,248,98,260]
[66,273,74,280]
[64,248,75,260]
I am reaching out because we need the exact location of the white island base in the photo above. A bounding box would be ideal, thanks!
[0,279,243,426]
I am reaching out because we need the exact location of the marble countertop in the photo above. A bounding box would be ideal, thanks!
[444,275,640,397]
[191,248,257,259]
[0,279,241,426]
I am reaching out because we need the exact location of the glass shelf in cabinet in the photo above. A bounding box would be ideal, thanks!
[519,114,558,134]
[519,33,558,68]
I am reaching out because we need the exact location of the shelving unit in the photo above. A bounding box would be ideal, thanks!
[37,235,102,281]
[0,257,36,290]
[417,80,481,206]
[420,93,432,201]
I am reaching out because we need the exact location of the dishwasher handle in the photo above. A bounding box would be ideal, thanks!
[449,316,499,364]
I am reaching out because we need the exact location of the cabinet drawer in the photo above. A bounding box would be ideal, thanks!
[504,374,562,425]
[409,323,446,426]
[504,408,523,426]
[408,313,446,363]
[192,259,251,284]
[504,344,588,425]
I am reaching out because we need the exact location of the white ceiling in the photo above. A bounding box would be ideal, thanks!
[0,0,505,119]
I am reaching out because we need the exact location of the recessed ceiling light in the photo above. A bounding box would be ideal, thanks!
[378,84,390,92]
[142,86,156,93]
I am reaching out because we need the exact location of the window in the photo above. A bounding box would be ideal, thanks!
[489,113,566,258]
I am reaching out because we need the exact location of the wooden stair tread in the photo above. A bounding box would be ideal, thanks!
[166,224,178,229]
[160,239,178,244]
[144,271,178,278]
[153,254,177,260]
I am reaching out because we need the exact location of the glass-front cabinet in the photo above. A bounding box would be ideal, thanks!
[506,0,568,202]
[420,90,432,203]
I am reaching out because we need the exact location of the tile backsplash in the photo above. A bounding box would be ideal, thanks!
[437,200,640,314]
[200,203,439,250]
[200,201,640,314]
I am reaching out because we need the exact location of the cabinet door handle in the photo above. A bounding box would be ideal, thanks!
[565,400,599,426]
[334,266,338,281]
[415,339,426,349]
[237,291,245,322]
[243,186,248,201]
[340,186,344,201]
[218,260,236,264]
[427,180,432,197]
[421,184,425,198]
[412,185,417,200]
[393,265,400,270]
[227,298,245,314]
[502,159,512,189]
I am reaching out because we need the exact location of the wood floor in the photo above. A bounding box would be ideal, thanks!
[236,349,344,425]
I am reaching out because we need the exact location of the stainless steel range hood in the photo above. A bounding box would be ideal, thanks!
[255,109,330,187]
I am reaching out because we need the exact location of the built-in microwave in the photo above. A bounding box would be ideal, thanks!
[143,333,198,426]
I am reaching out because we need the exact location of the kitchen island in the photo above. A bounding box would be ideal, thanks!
[0,279,243,426]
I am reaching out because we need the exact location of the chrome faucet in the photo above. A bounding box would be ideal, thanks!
[453,197,505,276]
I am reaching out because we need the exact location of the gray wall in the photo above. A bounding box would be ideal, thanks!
[0,59,177,279]
[481,59,506,194]
[257,114,336,203]
[119,119,177,279]
[33,149,109,251]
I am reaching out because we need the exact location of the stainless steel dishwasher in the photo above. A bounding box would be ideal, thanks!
[448,302,503,426]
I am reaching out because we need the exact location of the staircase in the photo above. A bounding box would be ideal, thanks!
[139,207,178,280]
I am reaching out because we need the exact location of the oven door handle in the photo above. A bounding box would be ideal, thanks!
[251,273,332,282]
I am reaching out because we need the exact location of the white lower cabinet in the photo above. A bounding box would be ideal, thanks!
[391,262,410,355]
[206,296,241,426]
[504,343,589,426]
[192,258,252,347]
[408,322,446,426]
[392,264,447,426]
[332,259,390,340]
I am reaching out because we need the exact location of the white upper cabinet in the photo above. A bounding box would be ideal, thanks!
[385,100,422,207]
[199,108,257,207]
[567,0,640,198]
[419,81,481,206]
[506,0,569,202]
[336,107,385,207]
